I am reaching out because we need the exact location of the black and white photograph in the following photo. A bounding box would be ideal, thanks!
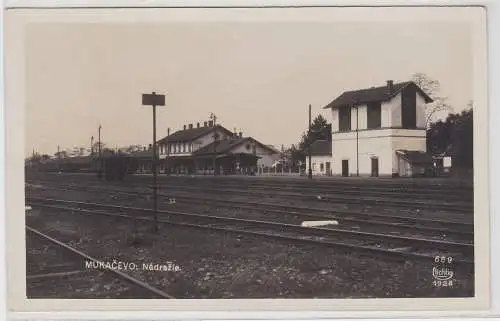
[4,5,490,313]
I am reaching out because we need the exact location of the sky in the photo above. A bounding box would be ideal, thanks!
[25,20,474,156]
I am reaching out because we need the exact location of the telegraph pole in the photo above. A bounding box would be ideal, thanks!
[57,145,60,172]
[98,125,102,179]
[166,127,170,176]
[142,91,166,232]
[281,144,285,176]
[308,104,313,179]
[356,106,359,177]
[210,113,217,175]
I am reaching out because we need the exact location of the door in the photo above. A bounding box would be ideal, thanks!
[342,160,349,177]
[371,157,379,177]
[325,162,331,176]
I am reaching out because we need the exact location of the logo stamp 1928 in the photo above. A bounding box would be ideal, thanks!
[433,256,455,287]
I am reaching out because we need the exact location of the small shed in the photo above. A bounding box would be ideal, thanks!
[396,150,434,177]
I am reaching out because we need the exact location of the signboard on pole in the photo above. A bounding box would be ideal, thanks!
[142,93,165,106]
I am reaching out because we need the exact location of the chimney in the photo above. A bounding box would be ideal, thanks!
[197,122,200,128]
[189,123,193,129]
[183,125,187,130]
[204,121,208,127]
[208,120,214,127]
[239,132,243,138]
[387,80,394,93]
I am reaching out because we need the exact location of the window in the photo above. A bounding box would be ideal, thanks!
[189,144,192,152]
[312,163,317,171]
[402,85,417,129]
[367,102,382,129]
[338,106,351,132]
[320,163,324,172]
[173,144,176,153]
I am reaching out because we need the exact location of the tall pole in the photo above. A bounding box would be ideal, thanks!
[142,91,165,233]
[91,136,94,157]
[152,93,158,232]
[281,144,285,176]
[356,106,359,177]
[308,104,312,179]
[211,113,217,176]
[166,127,170,176]
[57,145,60,172]
[98,125,102,179]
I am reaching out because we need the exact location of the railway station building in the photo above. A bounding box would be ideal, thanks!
[323,80,434,177]
[136,121,280,175]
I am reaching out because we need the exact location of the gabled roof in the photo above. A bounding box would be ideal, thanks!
[157,125,233,144]
[193,137,279,156]
[396,150,434,165]
[323,81,433,110]
[310,140,332,156]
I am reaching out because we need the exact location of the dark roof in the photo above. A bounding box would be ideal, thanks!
[396,150,434,165]
[129,150,153,158]
[157,125,233,144]
[310,140,332,156]
[193,137,279,156]
[323,81,433,109]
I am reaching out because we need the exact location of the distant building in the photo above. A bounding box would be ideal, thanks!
[134,121,280,175]
[323,80,434,177]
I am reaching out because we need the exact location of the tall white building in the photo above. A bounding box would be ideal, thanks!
[323,80,434,177]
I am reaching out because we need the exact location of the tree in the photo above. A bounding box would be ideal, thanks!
[290,114,332,169]
[285,144,305,169]
[298,114,331,150]
[427,104,473,169]
[54,150,69,159]
[123,144,143,153]
[91,142,106,155]
[412,73,452,127]
[69,146,87,157]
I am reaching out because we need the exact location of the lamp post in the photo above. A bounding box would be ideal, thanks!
[142,91,166,233]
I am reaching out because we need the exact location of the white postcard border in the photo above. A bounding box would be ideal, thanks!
[3,5,492,317]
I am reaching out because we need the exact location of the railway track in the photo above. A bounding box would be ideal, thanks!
[26,225,175,299]
[27,198,474,264]
[28,178,473,213]
[25,173,474,200]
[161,182,472,202]
[29,171,473,190]
[27,182,474,225]
[151,183,473,212]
